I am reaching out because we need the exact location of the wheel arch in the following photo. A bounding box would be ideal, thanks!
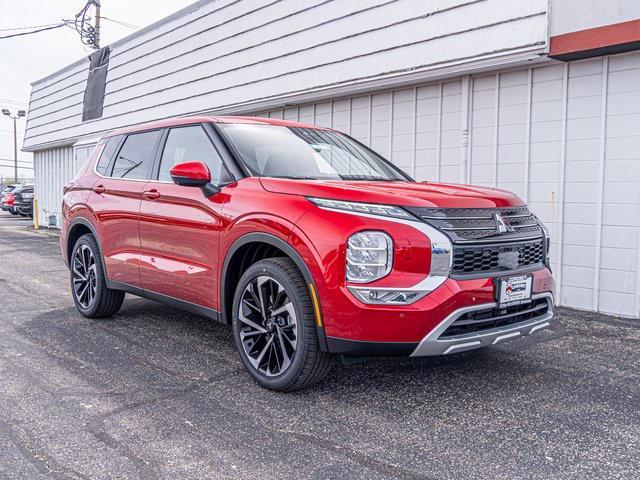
[66,217,103,269]
[220,232,328,351]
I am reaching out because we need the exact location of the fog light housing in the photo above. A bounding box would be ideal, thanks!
[347,287,428,305]
[346,231,392,283]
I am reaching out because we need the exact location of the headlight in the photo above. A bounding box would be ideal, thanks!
[307,197,414,220]
[346,231,392,283]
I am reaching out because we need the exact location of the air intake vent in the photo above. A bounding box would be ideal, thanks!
[440,297,550,338]
[452,240,544,276]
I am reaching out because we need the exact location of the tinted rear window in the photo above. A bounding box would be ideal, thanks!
[96,135,121,175]
[111,130,162,180]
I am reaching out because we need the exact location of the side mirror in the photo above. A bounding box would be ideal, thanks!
[169,161,221,197]
[170,161,211,187]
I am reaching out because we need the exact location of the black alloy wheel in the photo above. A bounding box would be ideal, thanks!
[70,234,125,318]
[238,275,298,376]
[72,244,98,309]
[232,257,333,391]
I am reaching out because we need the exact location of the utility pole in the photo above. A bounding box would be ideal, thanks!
[94,0,101,49]
[2,109,26,182]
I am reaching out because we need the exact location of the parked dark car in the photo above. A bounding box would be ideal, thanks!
[14,184,34,218]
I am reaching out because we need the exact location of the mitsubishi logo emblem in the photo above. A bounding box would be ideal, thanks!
[494,212,515,234]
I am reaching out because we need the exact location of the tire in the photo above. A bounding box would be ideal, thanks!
[232,257,333,392]
[70,234,125,318]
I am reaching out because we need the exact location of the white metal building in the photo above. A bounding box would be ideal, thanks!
[23,0,640,318]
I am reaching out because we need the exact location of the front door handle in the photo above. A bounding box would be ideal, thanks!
[92,184,105,194]
[143,189,160,200]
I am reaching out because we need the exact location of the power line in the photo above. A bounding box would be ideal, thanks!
[101,16,139,30]
[0,1,102,47]
[0,5,138,48]
[73,1,99,48]
[0,22,68,40]
[0,22,62,32]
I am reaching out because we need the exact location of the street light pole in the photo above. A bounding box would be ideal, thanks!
[12,116,17,181]
[2,108,26,183]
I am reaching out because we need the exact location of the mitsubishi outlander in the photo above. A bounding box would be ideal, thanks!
[61,116,554,391]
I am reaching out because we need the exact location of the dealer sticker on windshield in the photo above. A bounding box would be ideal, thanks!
[496,274,533,307]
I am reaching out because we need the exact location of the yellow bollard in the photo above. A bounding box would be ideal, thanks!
[33,198,39,229]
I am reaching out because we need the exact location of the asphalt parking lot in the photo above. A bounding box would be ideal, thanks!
[0,211,638,480]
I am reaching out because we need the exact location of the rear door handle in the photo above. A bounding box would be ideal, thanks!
[143,189,160,200]
[92,184,105,194]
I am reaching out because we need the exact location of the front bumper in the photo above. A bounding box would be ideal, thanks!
[410,292,553,356]
[322,267,555,356]
[326,292,554,357]
[15,202,33,215]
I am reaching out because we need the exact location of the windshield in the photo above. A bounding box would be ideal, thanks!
[218,124,412,181]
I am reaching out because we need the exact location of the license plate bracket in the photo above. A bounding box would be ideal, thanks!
[495,274,533,308]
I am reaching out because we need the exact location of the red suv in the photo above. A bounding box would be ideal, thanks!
[61,116,555,391]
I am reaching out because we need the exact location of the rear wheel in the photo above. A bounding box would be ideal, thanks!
[232,257,332,391]
[70,234,124,318]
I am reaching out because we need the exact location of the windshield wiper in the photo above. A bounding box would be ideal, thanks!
[339,175,396,181]
[273,175,335,180]
[270,175,399,181]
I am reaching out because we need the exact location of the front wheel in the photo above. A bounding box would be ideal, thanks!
[232,257,333,391]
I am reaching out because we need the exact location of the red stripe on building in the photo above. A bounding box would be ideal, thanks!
[550,19,640,61]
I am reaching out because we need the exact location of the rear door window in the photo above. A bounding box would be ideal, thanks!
[111,130,162,180]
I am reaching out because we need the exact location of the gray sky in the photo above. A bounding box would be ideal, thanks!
[0,0,196,181]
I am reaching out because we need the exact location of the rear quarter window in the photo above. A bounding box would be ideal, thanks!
[95,135,122,176]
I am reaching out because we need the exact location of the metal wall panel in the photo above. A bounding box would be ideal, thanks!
[260,51,640,317]
[24,0,548,150]
[33,145,80,228]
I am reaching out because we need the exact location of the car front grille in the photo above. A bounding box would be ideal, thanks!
[405,205,547,278]
[407,206,542,243]
[440,297,550,338]
[452,240,545,276]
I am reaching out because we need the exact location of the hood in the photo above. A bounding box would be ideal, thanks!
[259,178,524,209]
